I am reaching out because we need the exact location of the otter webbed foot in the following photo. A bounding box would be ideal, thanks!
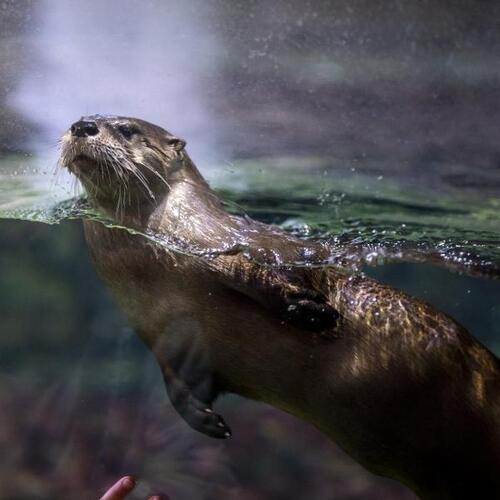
[166,377,231,439]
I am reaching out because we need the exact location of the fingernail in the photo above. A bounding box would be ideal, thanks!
[122,476,136,490]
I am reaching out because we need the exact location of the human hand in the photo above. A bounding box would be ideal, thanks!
[99,476,169,500]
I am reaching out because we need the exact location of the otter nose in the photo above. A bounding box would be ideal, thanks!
[71,120,99,137]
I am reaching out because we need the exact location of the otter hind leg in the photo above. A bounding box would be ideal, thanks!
[152,322,231,439]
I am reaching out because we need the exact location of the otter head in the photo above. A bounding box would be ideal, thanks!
[59,115,190,219]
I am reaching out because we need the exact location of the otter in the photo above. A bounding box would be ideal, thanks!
[60,115,500,500]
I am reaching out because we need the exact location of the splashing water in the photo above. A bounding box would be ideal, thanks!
[1,152,499,278]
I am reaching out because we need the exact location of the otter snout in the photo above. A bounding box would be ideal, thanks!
[71,119,99,138]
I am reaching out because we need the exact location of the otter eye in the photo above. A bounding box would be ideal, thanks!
[117,124,139,140]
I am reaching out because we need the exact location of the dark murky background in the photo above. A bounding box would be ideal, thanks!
[1,1,500,499]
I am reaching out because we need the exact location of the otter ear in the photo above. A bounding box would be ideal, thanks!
[166,135,186,152]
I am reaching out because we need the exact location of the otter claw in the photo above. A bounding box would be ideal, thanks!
[186,401,231,439]
[166,380,232,439]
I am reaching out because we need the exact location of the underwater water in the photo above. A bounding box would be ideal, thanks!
[0,151,499,500]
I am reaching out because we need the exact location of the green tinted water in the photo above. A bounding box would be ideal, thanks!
[1,153,499,271]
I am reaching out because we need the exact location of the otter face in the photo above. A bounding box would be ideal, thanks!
[59,115,186,210]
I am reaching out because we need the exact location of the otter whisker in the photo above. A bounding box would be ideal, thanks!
[115,181,125,220]
[138,160,172,191]
[103,153,121,187]
[131,167,156,201]
[104,150,129,192]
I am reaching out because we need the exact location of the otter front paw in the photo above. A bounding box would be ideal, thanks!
[168,379,232,439]
[283,290,339,332]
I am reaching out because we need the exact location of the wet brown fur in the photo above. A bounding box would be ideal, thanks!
[60,115,500,500]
